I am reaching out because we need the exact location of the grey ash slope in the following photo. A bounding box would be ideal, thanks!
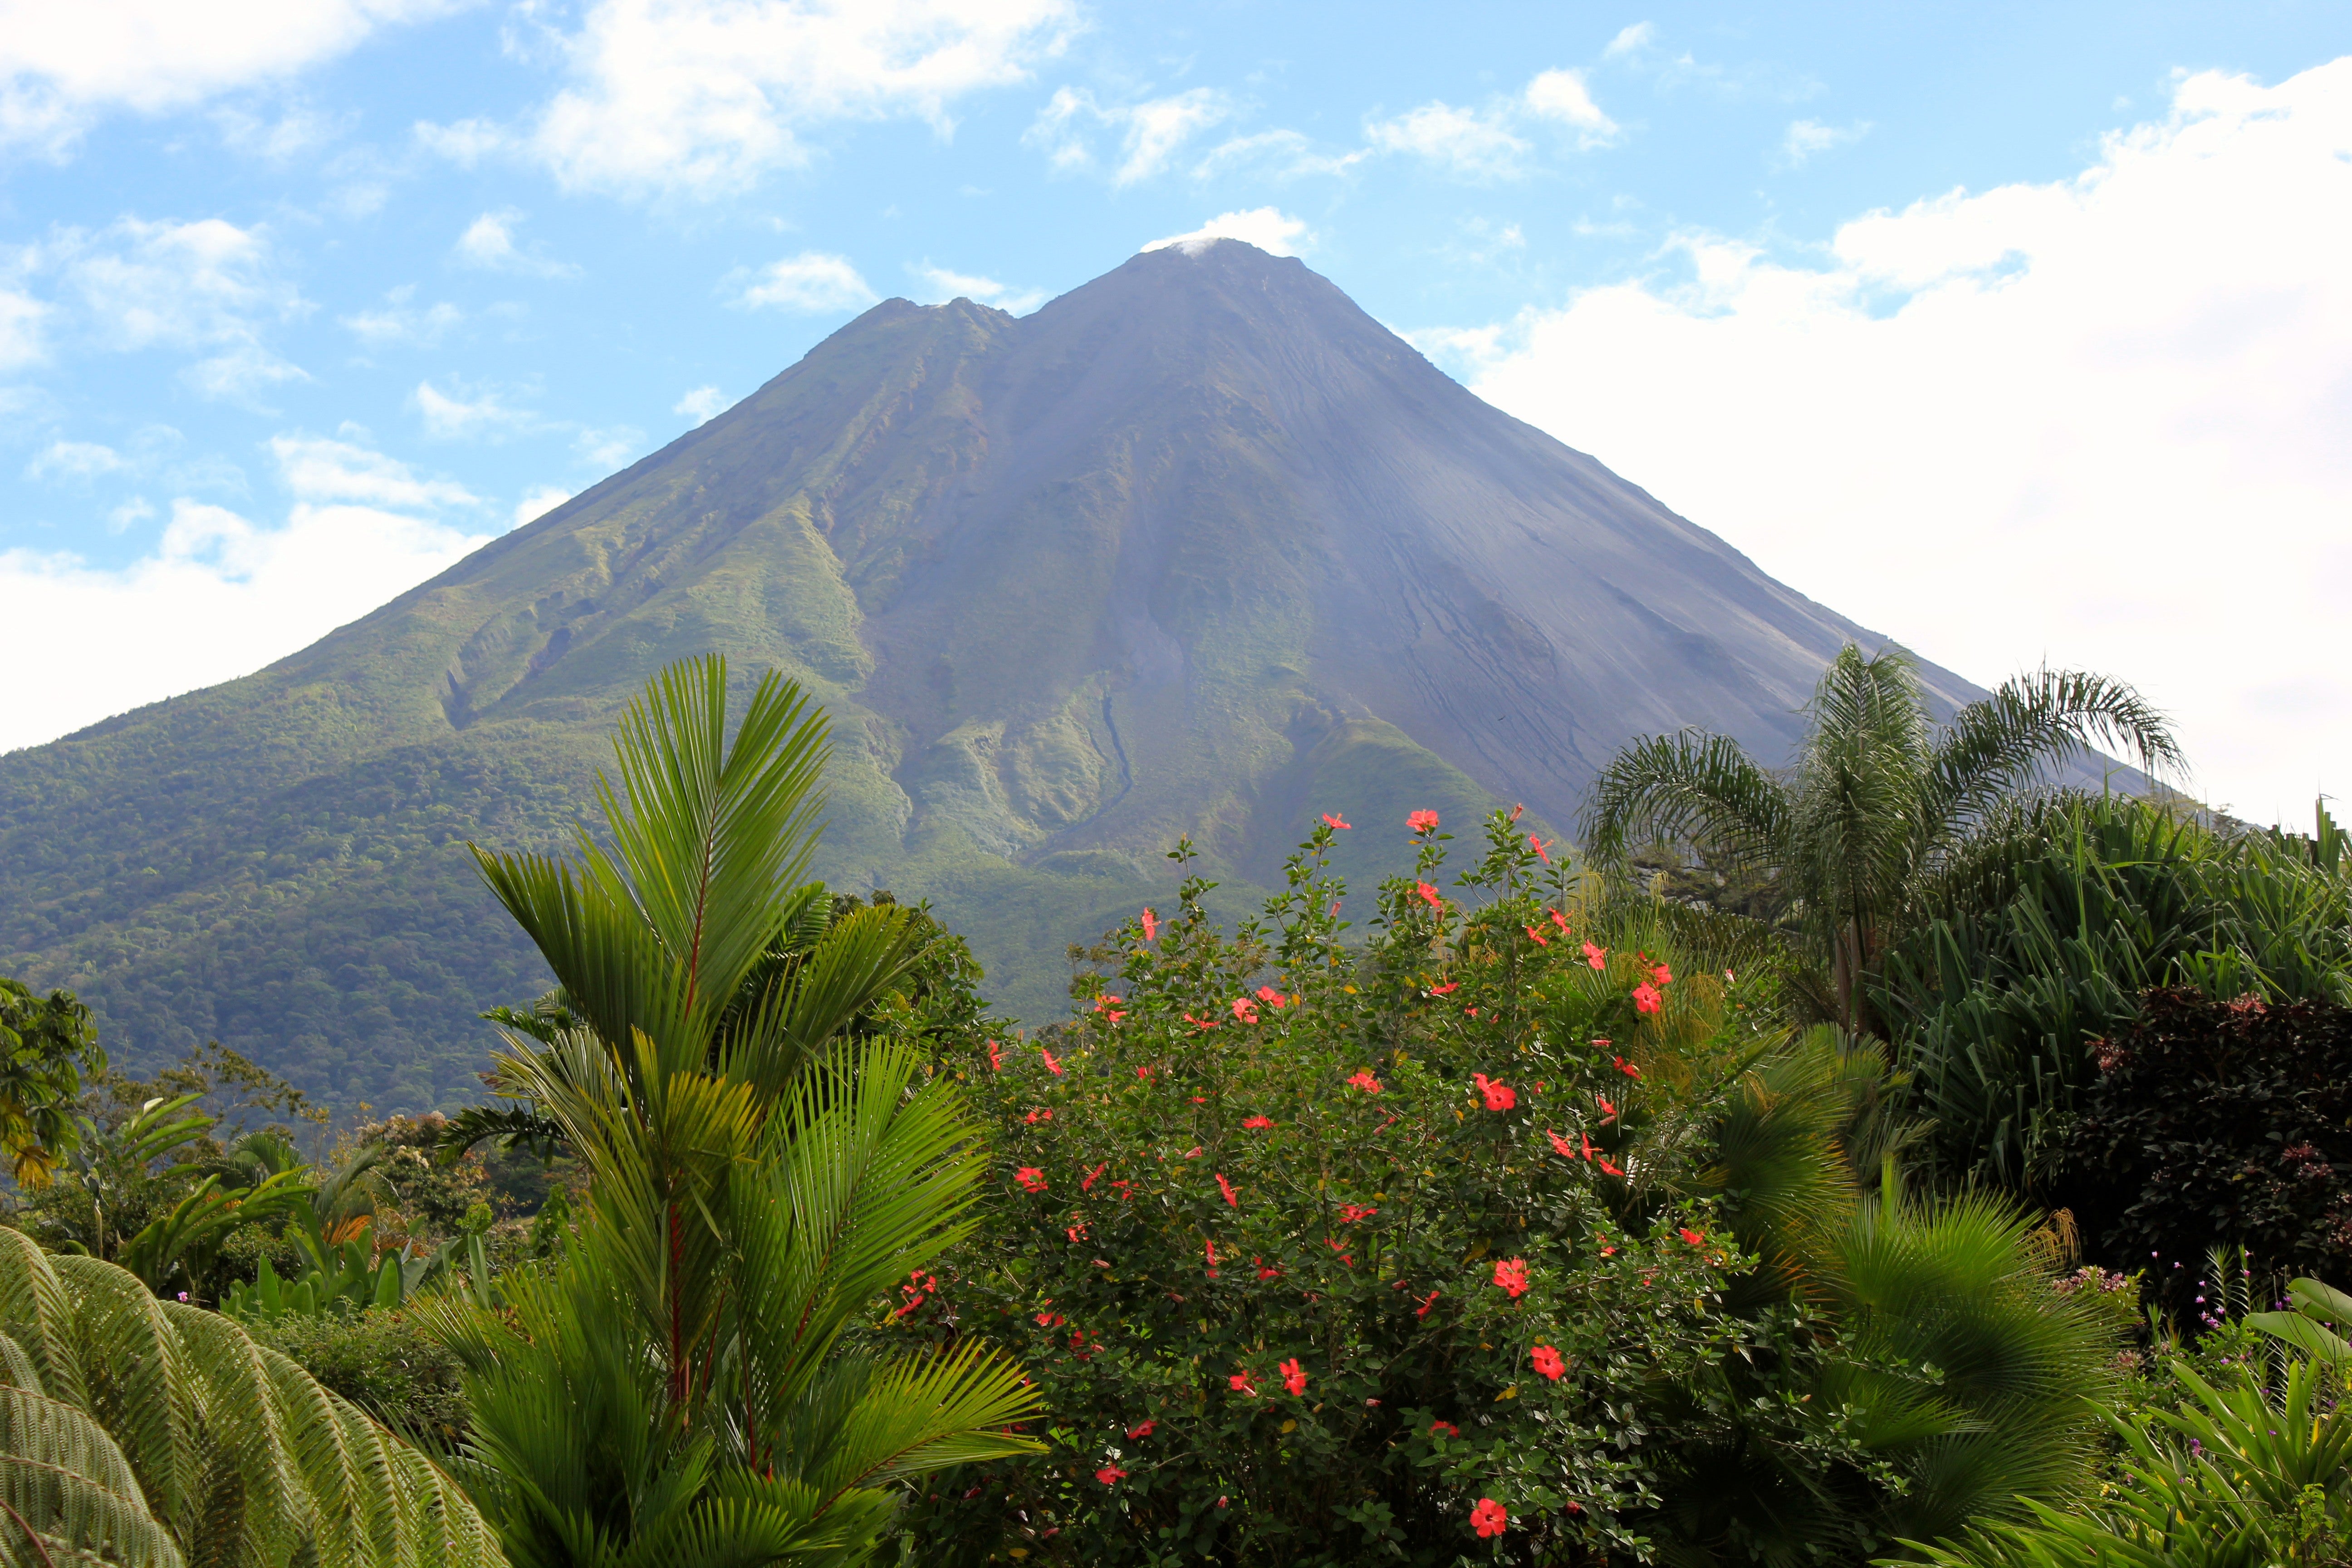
[0,239,1976,1105]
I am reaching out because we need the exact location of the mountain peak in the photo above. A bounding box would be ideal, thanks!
[0,245,1974,1104]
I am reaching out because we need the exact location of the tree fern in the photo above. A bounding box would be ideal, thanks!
[0,1228,500,1568]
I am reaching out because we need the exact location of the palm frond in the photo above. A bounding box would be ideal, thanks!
[1926,666,2186,843]
[1580,729,1796,871]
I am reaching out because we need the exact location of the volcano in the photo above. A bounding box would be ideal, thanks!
[0,240,1976,1106]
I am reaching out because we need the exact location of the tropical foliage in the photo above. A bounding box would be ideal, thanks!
[1580,644,2182,1031]
[1877,795,2352,1186]
[426,653,1044,1566]
[0,1226,497,1568]
[0,975,103,1187]
[907,811,2117,1565]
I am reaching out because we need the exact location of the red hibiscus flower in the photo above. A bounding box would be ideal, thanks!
[1140,907,1159,941]
[1097,1466,1127,1485]
[1430,1419,1460,1437]
[1041,1048,1064,1076]
[1243,1114,1274,1129]
[1596,1096,1616,1122]
[1348,1071,1384,1093]
[1416,1289,1441,1318]
[1323,812,1352,829]
[1216,1172,1240,1208]
[1083,1162,1107,1191]
[1523,924,1550,946]
[1024,1107,1053,1123]
[1254,985,1288,1008]
[1614,1055,1643,1079]
[1492,1258,1531,1298]
[1430,980,1458,995]
[1339,1202,1379,1223]
[1015,1167,1047,1192]
[1531,1344,1566,1381]
[1231,996,1260,1024]
[1679,1227,1706,1246]
[1279,1357,1307,1396]
[1183,1013,1219,1032]
[1652,962,1673,985]
[1256,1259,1281,1279]
[1471,1498,1509,1538]
[1415,881,1442,909]
[1546,1129,1578,1160]
[1407,809,1440,833]
[1632,982,1663,1015]
[986,1039,1003,1071]
[1472,1073,1517,1111]
[1128,1419,1156,1438]
[1229,1369,1259,1396]
[1549,907,1571,932]
[1528,834,1551,864]
[1582,941,1607,970]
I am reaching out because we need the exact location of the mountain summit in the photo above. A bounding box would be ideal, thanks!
[0,241,1972,1104]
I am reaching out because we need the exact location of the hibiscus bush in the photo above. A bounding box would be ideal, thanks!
[898,811,1862,1566]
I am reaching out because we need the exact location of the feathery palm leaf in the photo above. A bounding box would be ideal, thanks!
[0,1228,497,1568]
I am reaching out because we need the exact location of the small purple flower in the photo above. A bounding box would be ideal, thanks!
[176,1292,189,1302]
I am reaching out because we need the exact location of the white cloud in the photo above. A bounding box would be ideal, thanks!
[1524,69,1618,147]
[513,484,573,527]
[1142,208,1313,258]
[269,431,475,509]
[0,0,461,156]
[674,385,728,421]
[25,439,126,482]
[1365,68,1618,178]
[413,379,539,440]
[412,115,506,166]
[1603,22,1655,59]
[341,287,462,347]
[106,496,154,532]
[1778,117,1868,168]
[212,100,352,162]
[1453,59,2352,831]
[731,250,877,312]
[0,429,494,754]
[422,0,1076,198]
[15,216,309,401]
[1025,85,1230,186]
[910,263,1047,313]
[50,216,304,351]
[573,426,644,470]
[0,288,45,369]
[453,210,581,278]
[1364,100,1531,178]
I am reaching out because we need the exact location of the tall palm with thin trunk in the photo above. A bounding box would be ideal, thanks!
[443,655,1040,1563]
[1581,645,2183,1030]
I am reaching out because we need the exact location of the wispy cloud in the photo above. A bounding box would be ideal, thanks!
[453,211,581,278]
[414,0,1078,199]
[909,263,1048,314]
[674,386,728,422]
[729,251,877,312]
[1142,208,1313,258]
[1775,118,1870,168]
[1025,85,1231,185]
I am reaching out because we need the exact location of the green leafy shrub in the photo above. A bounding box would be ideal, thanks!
[1878,796,2352,1189]
[906,814,1911,1564]
[245,1305,472,1446]
[2063,989,2352,1309]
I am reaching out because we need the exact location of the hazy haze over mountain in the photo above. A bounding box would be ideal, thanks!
[0,240,1976,1106]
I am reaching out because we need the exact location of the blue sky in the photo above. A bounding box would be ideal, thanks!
[5,1,2351,825]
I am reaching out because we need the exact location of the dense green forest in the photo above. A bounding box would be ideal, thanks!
[6,650,2352,1567]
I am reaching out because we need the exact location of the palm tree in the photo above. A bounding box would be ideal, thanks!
[0,1227,497,1567]
[433,653,1040,1564]
[1580,644,2184,1030]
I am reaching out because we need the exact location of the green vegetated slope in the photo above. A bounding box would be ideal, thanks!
[0,240,1974,1108]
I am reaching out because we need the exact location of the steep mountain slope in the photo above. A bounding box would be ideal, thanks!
[0,240,1979,1107]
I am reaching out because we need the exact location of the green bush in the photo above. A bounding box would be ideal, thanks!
[245,1305,471,1446]
[905,813,2112,1564]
